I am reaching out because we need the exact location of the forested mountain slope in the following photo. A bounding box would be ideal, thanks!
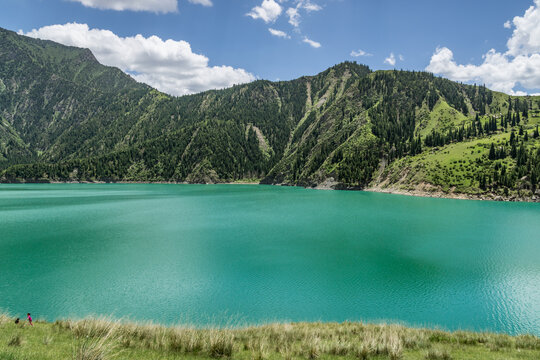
[1,27,540,200]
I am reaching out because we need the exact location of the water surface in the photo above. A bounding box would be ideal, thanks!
[1,184,539,335]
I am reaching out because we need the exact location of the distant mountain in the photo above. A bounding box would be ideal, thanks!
[1,27,539,200]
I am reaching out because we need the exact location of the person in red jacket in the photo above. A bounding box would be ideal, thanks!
[27,313,33,326]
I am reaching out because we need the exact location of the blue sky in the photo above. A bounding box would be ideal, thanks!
[1,0,539,95]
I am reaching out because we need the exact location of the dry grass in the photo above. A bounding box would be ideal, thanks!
[425,347,452,359]
[2,314,540,359]
[0,313,12,326]
[71,322,120,360]
[52,317,539,358]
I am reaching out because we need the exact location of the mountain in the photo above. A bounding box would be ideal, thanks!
[1,27,540,200]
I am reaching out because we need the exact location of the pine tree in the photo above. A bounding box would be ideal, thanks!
[489,143,496,160]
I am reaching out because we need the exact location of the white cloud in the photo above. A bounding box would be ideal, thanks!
[268,28,290,38]
[247,0,282,23]
[399,54,404,61]
[23,23,255,96]
[303,1,322,12]
[384,53,396,66]
[426,47,540,94]
[426,0,540,94]
[286,7,300,27]
[303,36,321,48]
[286,0,322,28]
[350,49,372,57]
[188,0,212,6]
[504,20,512,29]
[69,0,178,13]
[506,0,540,56]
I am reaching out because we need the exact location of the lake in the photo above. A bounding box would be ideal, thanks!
[0,184,539,335]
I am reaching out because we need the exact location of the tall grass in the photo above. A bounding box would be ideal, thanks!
[68,319,120,360]
[425,347,452,360]
[2,314,538,359]
[56,319,402,358]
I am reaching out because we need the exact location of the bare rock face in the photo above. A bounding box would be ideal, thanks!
[314,177,339,190]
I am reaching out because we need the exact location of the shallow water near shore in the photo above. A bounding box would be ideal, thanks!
[1,183,539,335]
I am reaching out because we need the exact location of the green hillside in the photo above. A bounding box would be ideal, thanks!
[1,27,539,200]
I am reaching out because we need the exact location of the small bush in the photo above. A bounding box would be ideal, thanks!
[425,347,452,360]
[207,331,234,358]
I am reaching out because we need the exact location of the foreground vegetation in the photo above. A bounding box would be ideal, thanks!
[1,315,539,360]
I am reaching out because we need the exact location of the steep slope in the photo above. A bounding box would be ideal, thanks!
[1,28,540,200]
[0,27,151,167]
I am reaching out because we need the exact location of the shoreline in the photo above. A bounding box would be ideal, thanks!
[364,186,540,203]
[1,315,539,360]
[1,179,539,202]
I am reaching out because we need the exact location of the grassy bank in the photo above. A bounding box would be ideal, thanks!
[1,315,539,360]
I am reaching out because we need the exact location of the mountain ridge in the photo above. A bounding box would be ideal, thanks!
[1,27,540,201]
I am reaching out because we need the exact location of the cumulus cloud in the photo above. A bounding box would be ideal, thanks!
[69,0,178,13]
[23,23,255,96]
[350,49,372,57]
[303,36,321,48]
[504,20,512,29]
[247,0,282,23]
[427,0,540,94]
[268,28,290,38]
[426,47,540,94]
[506,0,540,56]
[384,53,396,66]
[188,0,212,6]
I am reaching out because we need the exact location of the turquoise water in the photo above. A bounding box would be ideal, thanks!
[0,184,539,335]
